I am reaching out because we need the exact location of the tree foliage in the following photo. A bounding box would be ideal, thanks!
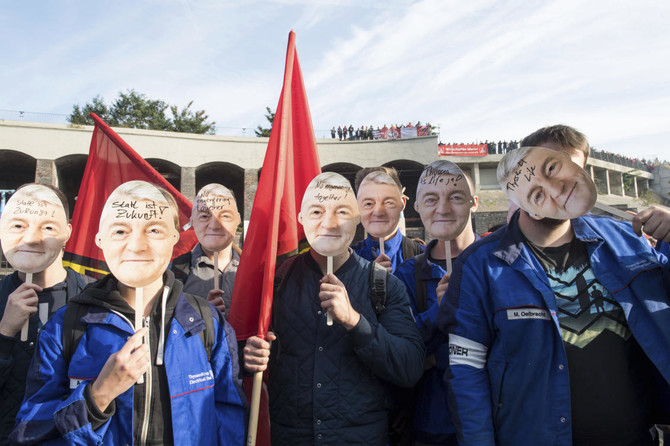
[254,106,275,137]
[68,90,216,134]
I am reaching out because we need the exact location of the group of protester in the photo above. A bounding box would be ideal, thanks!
[589,147,658,172]
[1,124,670,445]
[332,122,433,141]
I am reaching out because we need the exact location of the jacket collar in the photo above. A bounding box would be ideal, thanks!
[493,210,602,266]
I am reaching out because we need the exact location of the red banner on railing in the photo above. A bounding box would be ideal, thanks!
[438,143,488,156]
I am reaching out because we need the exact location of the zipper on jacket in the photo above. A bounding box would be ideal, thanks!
[139,315,152,446]
[108,310,151,446]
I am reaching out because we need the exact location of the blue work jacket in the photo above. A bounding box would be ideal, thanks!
[12,291,245,445]
[438,213,670,445]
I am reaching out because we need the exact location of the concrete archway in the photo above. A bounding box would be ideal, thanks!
[322,162,363,189]
[0,150,36,190]
[55,154,88,218]
[146,158,182,193]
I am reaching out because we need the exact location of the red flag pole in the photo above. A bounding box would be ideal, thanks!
[247,33,296,446]
[232,30,322,446]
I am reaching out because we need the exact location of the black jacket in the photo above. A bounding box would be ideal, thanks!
[268,252,425,445]
[0,268,90,445]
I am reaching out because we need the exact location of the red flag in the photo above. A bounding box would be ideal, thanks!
[228,30,321,341]
[63,114,197,277]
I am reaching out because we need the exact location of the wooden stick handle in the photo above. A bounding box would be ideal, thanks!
[135,287,144,385]
[326,257,333,326]
[246,371,264,446]
[20,273,32,341]
[444,240,452,275]
[378,237,385,257]
[213,251,220,290]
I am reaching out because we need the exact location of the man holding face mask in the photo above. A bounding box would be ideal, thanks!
[352,167,425,273]
[0,184,91,444]
[171,183,242,318]
[439,125,670,445]
[392,160,479,446]
[243,172,424,446]
[12,181,245,445]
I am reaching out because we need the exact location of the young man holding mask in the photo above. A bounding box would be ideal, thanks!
[243,172,424,446]
[0,184,91,444]
[440,125,670,445]
[12,181,245,445]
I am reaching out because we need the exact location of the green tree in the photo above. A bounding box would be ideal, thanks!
[67,90,215,134]
[254,106,275,137]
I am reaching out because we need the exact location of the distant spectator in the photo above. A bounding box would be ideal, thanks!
[331,127,336,139]
[337,126,343,141]
[348,125,354,140]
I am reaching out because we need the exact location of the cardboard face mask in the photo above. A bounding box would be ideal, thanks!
[356,175,405,240]
[500,147,597,220]
[191,187,240,254]
[299,175,360,257]
[0,186,70,274]
[96,182,179,288]
[415,161,475,241]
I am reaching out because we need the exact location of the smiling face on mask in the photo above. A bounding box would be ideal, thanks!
[299,174,360,257]
[191,187,240,256]
[501,147,596,220]
[0,186,71,274]
[415,162,477,241]
[356,179,405,240]
[95,182,179,289]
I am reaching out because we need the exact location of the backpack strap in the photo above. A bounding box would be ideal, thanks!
[62,302,90,364]
[171,251,193,283]
[369,262,389,318]
[413,253,428,313]
[400,235,423,261]
[183,293,215,361]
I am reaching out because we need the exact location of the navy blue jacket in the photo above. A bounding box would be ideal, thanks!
[269,251,425,446]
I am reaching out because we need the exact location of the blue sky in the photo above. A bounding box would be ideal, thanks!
[2,0,669,160]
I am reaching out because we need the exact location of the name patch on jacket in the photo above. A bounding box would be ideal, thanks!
[506,308,551,320]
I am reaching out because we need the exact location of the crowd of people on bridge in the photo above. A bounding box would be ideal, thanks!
[1,124,670,445]
[332,121,433,141]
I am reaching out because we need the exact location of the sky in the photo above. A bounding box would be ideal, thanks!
[2,0,669,161]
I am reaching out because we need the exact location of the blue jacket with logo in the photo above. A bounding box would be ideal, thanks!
[438,213,670,446]
[11,272,246,445]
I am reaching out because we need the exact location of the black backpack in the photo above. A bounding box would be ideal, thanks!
[400,236,423,262]
[61,293,215,364]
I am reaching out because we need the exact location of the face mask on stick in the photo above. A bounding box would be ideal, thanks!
[299,173,360,326]
[415,161,474,274]
[95,181,179,381]
[0,185,71,340]
[498,146,597,220]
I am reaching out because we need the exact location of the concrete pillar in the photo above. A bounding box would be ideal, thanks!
[589,165,594,179]
[634,176,639,198]
[243,168,259,224]
[620,172,625,197]
[605,169,611,195]
[180,167,196,202]
[473,163,481,193]
[35,159,57,187]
